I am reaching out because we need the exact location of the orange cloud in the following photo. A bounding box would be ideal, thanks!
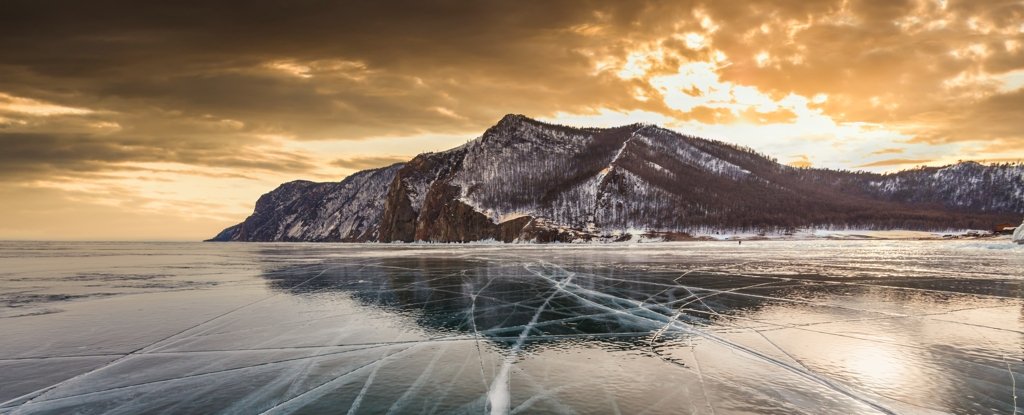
[857,158,933,168]
[788,155,812,168]
[1,0,1022,239]
[870,148,905,155]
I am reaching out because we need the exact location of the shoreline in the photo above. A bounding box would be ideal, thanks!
[207,231,1015,244]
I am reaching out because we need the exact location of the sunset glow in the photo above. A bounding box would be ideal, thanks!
[1,0,1022,239]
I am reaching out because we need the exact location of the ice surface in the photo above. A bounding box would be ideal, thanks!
[1,240,1023,414]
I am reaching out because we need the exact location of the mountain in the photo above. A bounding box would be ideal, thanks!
[209,163,402,242]
[209,114,1024,242]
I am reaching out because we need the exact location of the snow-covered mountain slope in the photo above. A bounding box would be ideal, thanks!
[866,161,1024,213]
[208,163,403,242]
[451,115,636,227]
[211,115,1024,242]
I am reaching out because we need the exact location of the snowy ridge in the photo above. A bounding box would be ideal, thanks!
[448,119,760,229]
[867,161,1024,213]
[635,126,751,179]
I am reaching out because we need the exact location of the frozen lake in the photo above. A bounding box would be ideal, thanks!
[1,240,1023,414]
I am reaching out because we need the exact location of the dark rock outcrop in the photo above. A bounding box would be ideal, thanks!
[379,148,467,242]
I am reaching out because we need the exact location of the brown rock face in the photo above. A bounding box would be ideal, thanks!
[497,217,534,242]
[377,145,539,243]
[414,184,533,242]
[416,184,489,242]
[378,174,418,242]
[379,148,515,243]
[378,151,461,242]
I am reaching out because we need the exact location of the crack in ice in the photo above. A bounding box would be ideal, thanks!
[487,263,575,415]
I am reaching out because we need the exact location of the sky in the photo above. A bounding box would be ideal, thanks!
[1,0,1023,240]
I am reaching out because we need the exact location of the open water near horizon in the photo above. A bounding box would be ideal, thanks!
[0,240,1023,414]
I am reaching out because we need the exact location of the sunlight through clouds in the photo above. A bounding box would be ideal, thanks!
[2,0,1023,239]
[556,37,936,171]
[0,93,93,116]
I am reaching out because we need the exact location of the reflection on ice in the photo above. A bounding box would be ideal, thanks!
[0,241,1022,414]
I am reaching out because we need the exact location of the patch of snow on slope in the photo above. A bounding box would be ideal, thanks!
[633,127,750,178]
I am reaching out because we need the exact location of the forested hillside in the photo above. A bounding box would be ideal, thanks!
[210,115,1024,242]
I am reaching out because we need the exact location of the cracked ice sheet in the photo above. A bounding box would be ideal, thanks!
[1,240,1023,414]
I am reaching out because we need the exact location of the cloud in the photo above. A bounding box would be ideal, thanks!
[788,155,812,168]
[0,132,318,182]
[857,158,933,168]
[0,0,653,140]
[0,0,1022,239]
[870,147,905,155]
[331,156,407,170]
[1,0,1021,147]
[0,92,93,116]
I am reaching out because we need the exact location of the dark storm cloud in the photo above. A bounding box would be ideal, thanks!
[0,0,659,137]
[0,0,1021,183]
[0,132,317,181]
[0,0,680,180]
